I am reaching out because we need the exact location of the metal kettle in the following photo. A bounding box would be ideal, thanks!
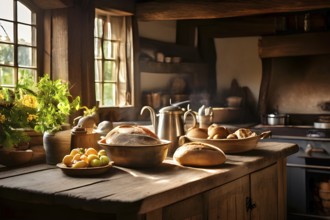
[140,105,196,156]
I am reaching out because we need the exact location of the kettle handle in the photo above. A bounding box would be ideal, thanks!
[183,110,197,130]
[140,106,157,133]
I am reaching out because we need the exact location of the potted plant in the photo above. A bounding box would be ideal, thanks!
[33,74,80,165]
[0,77,39,166]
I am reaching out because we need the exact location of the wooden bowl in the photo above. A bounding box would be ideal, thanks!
[0,149,33,166]
[98,140,170,168]
[179,131,271,154]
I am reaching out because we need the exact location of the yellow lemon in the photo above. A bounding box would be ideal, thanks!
[85,147,98,156]
[87,154,99,163]
[98,149,107,156]
[80,154,89,165]
[62,155,73,167]
[72,160,88,168]
[72,153,81,161]
[99,155,110,166]
[70,148,80,156]
[90,158,101,167]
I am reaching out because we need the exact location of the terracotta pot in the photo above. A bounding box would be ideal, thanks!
[43,130,72,165]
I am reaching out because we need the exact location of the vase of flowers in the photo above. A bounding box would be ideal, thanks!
[33,74,80,165]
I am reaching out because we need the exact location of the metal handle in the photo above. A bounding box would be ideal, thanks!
[287,163,330,171]
[183,110,197,130]
[246,197,256,212]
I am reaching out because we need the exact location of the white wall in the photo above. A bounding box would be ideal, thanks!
[138,22,262,109]
[215,37,262,104]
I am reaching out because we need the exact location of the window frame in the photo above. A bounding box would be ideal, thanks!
[0,0,42,88]
[94,9,135,108]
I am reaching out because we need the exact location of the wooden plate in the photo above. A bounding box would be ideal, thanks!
[57,162,113,176]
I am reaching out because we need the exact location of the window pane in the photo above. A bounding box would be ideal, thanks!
[104,20,111,40]
[94,60,102,81]
[94,17,103,38]
[18,24,36,46]
[94,38,102,58]
[95,82,101,103]
[17,1,35,24]
[104,61,116,81]
[104,41,119,59]
[0,0,13,20]
[18,68,37,81]
[0,20,14,43]
[0,66,15,86]
[18,46,36,67]
[0,43,14,65]
[104,83,115,106]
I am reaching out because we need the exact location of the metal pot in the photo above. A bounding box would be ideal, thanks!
[140,105,196,156]
[267,114,286,125]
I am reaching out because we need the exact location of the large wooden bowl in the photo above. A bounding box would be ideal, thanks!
[179,131,271,154]
[98,140,170,168]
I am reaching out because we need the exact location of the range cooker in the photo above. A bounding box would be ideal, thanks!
[256,124,330,219]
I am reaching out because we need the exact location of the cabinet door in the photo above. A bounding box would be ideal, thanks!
[206,175,250,220]
[161,194,204,220]
[250,163,278,220]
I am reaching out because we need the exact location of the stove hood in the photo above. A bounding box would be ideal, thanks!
[259,32,330,58]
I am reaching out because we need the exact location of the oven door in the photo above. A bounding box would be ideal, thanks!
[286,141,330,220]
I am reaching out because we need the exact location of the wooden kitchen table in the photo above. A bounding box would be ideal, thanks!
[0,142,298,220]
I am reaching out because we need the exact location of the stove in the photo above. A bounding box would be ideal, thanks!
[255,117,330,219]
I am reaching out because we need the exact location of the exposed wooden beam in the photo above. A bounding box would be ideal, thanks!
[31,0,73,9]
[136,0,330,21]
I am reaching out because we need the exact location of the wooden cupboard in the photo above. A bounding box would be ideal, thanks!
[146,161,286,220]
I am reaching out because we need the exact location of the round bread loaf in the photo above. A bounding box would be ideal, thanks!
[101,125,161,146]
[186,127,208,139]
[234,128,256,139]
[173,142,226,167]
[208,126,229,139]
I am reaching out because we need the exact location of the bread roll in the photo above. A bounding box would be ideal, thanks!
[226,133,238,139]
[174,142,226,167]
[101,125,161,146]
[186,127,208,139]
[234,128,256,139]
[208,126,229,139]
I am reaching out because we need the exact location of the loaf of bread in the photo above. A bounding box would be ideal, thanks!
[173,142,226,167]
[100,125,161,146]
[186,127,208,139]
[234,128,256,139]
[207,126,229,139]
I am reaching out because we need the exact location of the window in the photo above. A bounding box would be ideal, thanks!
[0,0,38,88]
[94,9,134,107]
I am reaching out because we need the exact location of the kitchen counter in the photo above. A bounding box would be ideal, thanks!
[0,142,298,220]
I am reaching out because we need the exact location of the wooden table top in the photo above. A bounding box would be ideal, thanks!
[0,142,298,215]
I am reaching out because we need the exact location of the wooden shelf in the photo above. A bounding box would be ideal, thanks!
[139,60,208,74]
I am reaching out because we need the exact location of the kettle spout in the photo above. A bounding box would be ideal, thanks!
[140,106,157,133]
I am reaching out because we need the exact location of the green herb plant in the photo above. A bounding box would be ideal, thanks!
[34,74,80,133]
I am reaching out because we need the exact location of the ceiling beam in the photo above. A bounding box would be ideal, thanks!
[136,0,330,21]
[31,0,73,9]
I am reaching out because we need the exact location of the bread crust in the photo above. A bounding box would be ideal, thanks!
[102,125,161,145]
[174,142,226,167]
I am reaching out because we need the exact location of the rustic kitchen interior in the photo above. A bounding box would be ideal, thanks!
[1,0,330,219]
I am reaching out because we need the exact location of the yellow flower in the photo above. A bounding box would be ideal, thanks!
[0,93,4,100]
[0,113,6,123]
[27,114,38,122]
[20,95,38,108]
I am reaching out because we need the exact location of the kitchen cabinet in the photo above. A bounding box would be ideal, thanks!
[152,163,281,220]
[0,142,296,220]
